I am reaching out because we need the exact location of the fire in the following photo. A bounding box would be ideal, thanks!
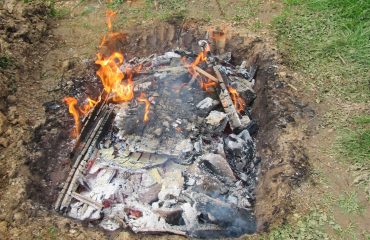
[227,86,246,113]
[64,8,133,138]
[137,93,150,123]
[106,9,116,32]
[95,52,134,103]
[64,97,80,138]
[79,97,99,116]
[200,79,217,92]
[183,43,219,93]
[191,44,210,68]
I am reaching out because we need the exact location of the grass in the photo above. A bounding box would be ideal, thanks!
[0,56,12,70]
[273,0,370,103]
[268,210,333,240]
[339,115,370,166]
[338,191,365,214]
[271,1,369,239]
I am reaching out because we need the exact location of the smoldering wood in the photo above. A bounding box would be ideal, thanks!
[213,65,244,130]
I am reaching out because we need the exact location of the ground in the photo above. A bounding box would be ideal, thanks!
[0,0,368,239]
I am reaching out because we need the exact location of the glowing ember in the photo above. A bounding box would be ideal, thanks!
[137,93,150,123]
[227,86,246,113]
[64,97,80,137]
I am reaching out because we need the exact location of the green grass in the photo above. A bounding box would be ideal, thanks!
[339,115,370,166]
[0,55,12,70]
[107,0,125,9]
[338,191,365,214]
[273,0,370,103]
[268,210,333,239]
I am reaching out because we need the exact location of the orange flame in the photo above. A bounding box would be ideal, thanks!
[95,52,134,102]
[106,9,116,32]
[191,44,210,68]
[227,86,246,113]
[64,97,80,137]
[183,43,219,92]
[200,79,217,92]
[95,9,134,103]
[137,93,150,123]
[79,97,99,116]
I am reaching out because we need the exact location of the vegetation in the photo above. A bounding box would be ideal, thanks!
[339,115,370,166]
[270,0,369,239]
[0,56,12,70]
[274,0,370,102]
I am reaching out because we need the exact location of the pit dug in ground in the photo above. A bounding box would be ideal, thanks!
[28,21,311,239]
[57,43,260,237]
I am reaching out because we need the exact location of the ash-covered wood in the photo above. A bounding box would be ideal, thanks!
[56,43,260,238]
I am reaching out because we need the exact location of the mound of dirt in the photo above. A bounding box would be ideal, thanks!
[0,0,52,238]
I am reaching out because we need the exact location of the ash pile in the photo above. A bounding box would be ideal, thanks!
[56,41,260,238]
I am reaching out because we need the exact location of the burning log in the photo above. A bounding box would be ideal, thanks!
[213,65,246,131]
[55,101,114,211]
[193,66,218,83]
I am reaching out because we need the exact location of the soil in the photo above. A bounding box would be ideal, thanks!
[0,0,367,239]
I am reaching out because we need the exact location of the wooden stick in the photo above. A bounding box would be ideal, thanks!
[193,66,218,83]
[71,192,103,210]
[213,66,242,131]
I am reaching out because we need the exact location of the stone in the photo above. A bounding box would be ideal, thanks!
[158,169,184,200]
[62,59,74,71]
[153,128,162,137]
[6,95,16,105]
[0,137,8,148]
[196,97,219,116]
[0,112,6,134]
[200,153,236,181]
[206,111,227,127]
[162,121,169,128]
[13,212,25,224]
[0,221,8,235]
[174,139,193,155]
[138,183,162,204]
[232,80,256,106]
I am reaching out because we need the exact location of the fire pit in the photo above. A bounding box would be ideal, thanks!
[44,10,262,238]
[55,41,260,237]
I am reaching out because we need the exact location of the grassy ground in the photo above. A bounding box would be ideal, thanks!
[268,0,370,239]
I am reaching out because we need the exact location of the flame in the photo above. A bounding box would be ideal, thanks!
[182,43,219,92]
[191,44,210,68]
[79,97,99,116]
[95,52,134,102]
[106,9,116,32]
[227,86,246,113]
[137,93,150,123]
[200,79,217,92]
[64,97,80,137]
